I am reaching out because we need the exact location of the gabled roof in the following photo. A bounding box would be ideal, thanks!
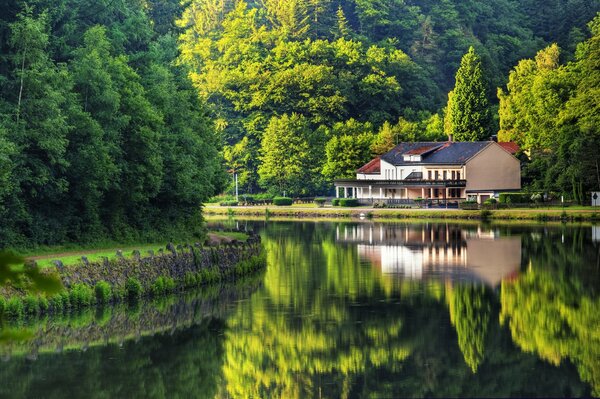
[404,144,442,155]
[498,142,520,155]
[357,157,381,174]
[380,141,492,166]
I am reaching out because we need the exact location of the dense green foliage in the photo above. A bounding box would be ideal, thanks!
[499,16,600,200]
[446,47,495,141]
[217,221,595,397]
[0,221,595,397]
[498,192,533,204]
[178,0,599,196]
[2,0,600,242]
[272,197,293,206]
[337,198,360,207]
[0,1,226,247]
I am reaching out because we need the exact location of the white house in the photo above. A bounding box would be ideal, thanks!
[334,140,521,204]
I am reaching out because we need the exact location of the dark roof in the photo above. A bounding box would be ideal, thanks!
[381,141,492,166]
[405,171,423,180]
[357,157,381,174]
[404,144,442,155]
[498,142,520,154]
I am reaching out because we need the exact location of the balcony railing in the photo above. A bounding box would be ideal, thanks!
[334,179,467,187]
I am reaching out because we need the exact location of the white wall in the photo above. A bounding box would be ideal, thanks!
[379,159,423,181]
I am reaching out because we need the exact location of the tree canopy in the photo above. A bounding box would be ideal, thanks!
[0,1,226,247]
[178,0,599,196]
[446,47,494,141]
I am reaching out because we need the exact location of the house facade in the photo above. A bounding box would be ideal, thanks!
[334,141,521,204]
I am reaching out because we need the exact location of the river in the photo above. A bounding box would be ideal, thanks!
[0,220,598,398]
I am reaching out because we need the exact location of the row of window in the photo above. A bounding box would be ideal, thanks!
[427,170,461,180]
[383,169,462,180]
[431,188,462,198]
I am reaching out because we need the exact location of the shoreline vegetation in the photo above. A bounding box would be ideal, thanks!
[204,204,600,222]
[0,230,266,320]
[0,273,265,359]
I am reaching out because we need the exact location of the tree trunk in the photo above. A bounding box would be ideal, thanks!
[16,47,27,124]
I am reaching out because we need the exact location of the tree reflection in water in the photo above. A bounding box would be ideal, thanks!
[0,222,597,398]
[221,221,597,398]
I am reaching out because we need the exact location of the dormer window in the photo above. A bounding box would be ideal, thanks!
[403,154,422,162]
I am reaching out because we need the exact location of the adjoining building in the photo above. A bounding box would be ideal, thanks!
[334,140,521,205]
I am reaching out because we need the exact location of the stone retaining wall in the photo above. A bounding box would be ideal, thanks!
[49,232,263,290]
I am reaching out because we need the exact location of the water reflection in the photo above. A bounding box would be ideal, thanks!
[0,221,598,398]
[338,223,521,285]
[219,221,598,398]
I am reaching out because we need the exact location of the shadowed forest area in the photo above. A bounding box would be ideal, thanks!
[0,0,599,247]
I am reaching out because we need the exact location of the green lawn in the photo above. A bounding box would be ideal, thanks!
[24,231,248,269]
[29,243,168,269]
[214,231,249,241]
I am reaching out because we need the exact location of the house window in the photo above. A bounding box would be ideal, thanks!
[452,171,456,180]
[428,171,432,180]
[456,172,461,180]
[435,171,439,180]
[443,171,447,180]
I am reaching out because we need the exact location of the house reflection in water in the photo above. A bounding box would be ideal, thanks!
[336,223,522,286]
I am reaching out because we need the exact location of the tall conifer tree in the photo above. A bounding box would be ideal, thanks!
[447,47,494,141]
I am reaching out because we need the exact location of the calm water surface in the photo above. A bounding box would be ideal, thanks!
[0,220,598,398]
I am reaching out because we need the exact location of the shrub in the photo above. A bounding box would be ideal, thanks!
[338,198,359,207]
[184,272,198,288]
[0,297,5,315]
[208,194,235,204]
[23,295,40,315]
[241,195,254,203]
[254,193,274,201]
[498,193,531,204]
[273,197,293,206]
[151,276,176,296]
[49,294,66,312]
[482,198,497,209]
[314,198,327,207]
[480,209,492,220]
[220,200,239,207]
[234,254,266,277]
[331,198,340,206]
[460,201,478,210]
[198,267,220,284]
[6,297,24,318]
[70,283,94,309]
[95,281,112,304]
[125,278,143,300]
[38,296,49,312]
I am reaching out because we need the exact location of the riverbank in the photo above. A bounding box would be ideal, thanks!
[0,230,266,319]
[0,273,264,358]
[204,204,600,222]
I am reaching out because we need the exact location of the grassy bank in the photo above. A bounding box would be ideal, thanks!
[21,231,248,269]
[0,252,266,320]
[0,232,265,320]
[0,272,266,358]
[204,204,600,222]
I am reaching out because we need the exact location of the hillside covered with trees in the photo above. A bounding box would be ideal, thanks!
[0,0,599,245]
[177,0,600,197]
[0,0,227,246]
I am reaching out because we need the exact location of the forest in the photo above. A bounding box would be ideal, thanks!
[0,0,599,245]
[177,0,600,199]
